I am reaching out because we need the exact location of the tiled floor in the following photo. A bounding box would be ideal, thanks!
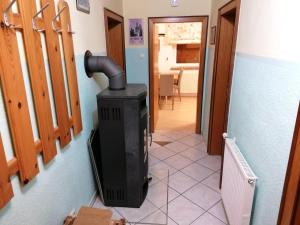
[93,130,228,225]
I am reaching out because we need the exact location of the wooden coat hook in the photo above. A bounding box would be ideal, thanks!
[2,0,21,29]
[52,6,75,34]
[32,2,50,32]
[0,0,82,210]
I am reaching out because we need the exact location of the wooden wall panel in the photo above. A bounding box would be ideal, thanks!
[176,44,201,63]
[40,0,71,147]
[18,0,57,164]
[58,0,83,136]
[0,1,38,183]
[0,135,13,208]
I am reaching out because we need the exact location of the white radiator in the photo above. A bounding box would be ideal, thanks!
[221,133,257,225]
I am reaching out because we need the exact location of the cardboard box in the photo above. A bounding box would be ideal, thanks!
[64,207,125,225]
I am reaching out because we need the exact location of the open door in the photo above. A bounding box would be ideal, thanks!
[208,0,240,156]
[104,8,126,72]
[277,102,300,225]
[149,23,160,131]
[148,16,208,133]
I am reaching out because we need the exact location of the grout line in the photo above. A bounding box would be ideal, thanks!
[200,181,221,194]
[187,200,226,225]
[207,211,227,225]
[195,157,222,172]
[180,167,215,183]
[136,202,162,224]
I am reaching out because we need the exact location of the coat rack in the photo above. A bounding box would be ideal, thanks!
[0,0,82,209]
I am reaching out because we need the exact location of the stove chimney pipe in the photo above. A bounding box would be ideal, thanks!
[84,50,126,90]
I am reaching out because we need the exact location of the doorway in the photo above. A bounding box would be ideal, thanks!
[208,0,240,156]
[277,103,300,225]
[104,8,126,72]
[148,16,208,134]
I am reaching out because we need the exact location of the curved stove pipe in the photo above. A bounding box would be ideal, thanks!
[84,50,126,90]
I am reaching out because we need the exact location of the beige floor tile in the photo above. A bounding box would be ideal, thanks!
[179,135,203,147]
[149,154,161,166]
[202,172,221,193]
[208,201,228,224]
[149,161,177,180]
[180,148,208,161]
[164,154,193,170]
[164,141,191,153]
[164,171,198,194]
[115,200,157,222]
[147,181,180,208]
[167,196,205,225]
[139,209,177,225]
[150,146,176,160]
[181,163,214,182]
[183,183,221,210]
[191,212,226,225]
[197,156,222,171]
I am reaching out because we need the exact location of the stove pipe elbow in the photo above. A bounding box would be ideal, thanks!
[84,50,126,90]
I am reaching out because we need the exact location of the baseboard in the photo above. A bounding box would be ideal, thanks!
[88,191,98,207]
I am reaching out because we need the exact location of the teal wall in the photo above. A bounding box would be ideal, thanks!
[0,54,104,225]
[125,48,149,86]
[227,53,300,225]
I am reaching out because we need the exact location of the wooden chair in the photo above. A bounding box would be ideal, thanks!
[159,74,175,110]
[173,68,183,101]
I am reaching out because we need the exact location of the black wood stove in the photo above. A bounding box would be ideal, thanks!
[85,51,149,208]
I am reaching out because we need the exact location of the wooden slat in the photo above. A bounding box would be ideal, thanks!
[18,0,57,164]
[0,135,14,208]
[0,1,38,183]
[58,0,83,136]
[40,0,71,147]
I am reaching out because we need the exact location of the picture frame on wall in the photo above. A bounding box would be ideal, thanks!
[210,26,216,45]
[76,0,90,14]
[129,18,144,45]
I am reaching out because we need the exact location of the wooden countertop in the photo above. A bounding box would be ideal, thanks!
[170,65,199,70]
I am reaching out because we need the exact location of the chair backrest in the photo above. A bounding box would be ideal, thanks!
[159,74,174,96]
[177,68,184,87]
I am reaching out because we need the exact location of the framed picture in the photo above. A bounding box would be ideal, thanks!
[210,26,216,45]
[76,0,90,14]
[129,19,144,45]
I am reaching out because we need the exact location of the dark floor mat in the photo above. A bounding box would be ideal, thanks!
[153,141,173,146]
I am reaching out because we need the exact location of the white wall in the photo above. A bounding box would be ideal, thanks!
[123,0,211,48]
[236,0,300,63]
[0,1,122,225]
[69,0,123,55]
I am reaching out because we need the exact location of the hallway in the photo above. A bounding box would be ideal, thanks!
[93,130,226,225]
[156,97,197,131]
